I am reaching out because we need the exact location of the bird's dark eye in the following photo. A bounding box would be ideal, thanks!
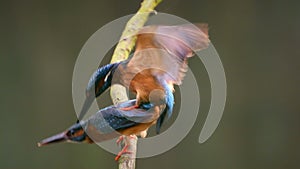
[70,130,75,136]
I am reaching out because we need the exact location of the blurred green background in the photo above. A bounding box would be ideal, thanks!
[1,0,299,168]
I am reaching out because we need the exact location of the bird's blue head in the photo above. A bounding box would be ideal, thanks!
[77,62,121,121]
[38,123,93,147]
[86,62,121,98]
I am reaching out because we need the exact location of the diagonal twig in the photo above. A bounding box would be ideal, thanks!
[109,0,162,168]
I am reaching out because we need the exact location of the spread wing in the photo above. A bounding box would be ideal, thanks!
[126,24,210,85]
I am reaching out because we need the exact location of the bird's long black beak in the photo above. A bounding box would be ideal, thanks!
[37,131,67,147]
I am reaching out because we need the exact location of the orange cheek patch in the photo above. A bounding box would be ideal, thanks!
[74,129,85,137]
[95,79,105,94]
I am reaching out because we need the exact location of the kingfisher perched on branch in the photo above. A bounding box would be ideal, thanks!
[38,99,166,160]
[38,100,164,144]
[38,23,209,161]
[77,23,210,133]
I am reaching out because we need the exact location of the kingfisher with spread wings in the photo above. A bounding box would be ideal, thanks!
[77,23,209,133]
[38,24,210,158]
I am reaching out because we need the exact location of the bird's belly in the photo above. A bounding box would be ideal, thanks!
[129,70,164,103]
[118,121,155,137]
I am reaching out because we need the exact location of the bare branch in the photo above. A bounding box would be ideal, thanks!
[109,0,162,169]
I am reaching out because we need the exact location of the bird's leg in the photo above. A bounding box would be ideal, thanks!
[120,102,153,111]
[116,135,137,145]
[120,93,141,111]
[115,144,132,161]
[115,135,137,161]
[120,105,139,111]
[116,136,124,146]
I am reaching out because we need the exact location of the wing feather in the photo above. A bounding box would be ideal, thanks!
[86,100,160,133]
[128,24,210,85]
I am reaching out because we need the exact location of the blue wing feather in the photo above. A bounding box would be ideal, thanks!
[87,100,157,134]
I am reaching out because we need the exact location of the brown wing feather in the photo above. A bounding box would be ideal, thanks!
[129,24,210,85]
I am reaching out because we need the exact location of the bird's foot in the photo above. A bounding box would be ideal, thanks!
[116,135,136,146]
[115,145,132,161]
[120,105,139,111]
[116,136,124,146]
